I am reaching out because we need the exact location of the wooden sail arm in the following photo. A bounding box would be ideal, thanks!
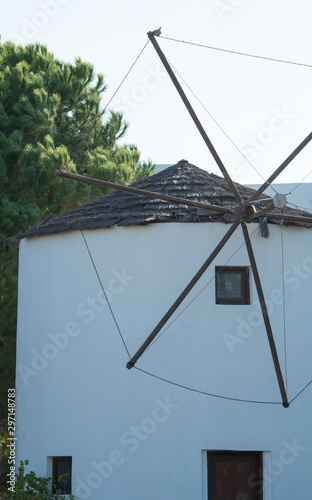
[147,30,243,205]
[55,170,232,215]
[241,222,289,407]
[264,213,312,224]
[248,131,312,203]
[126,218,241,369]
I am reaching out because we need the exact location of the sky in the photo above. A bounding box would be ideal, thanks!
[1,0,312,186]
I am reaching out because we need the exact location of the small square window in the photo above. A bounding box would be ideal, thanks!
[216,266,250,305]
[52,457,72,495]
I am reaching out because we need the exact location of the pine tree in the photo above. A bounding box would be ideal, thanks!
[0,41,155,443]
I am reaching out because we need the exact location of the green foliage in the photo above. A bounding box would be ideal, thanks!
[0,41,155,452]
[0,42,155,239]
[0,460,74,499]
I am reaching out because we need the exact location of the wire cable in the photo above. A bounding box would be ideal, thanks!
[287,202,312,213]
[61,39,149,172]
[79,229,131,359]
[159,35,312,69]
[134,366,281,405]
[290,379,312,404]
[61,181,132,359]
[168,58,278,193]
[280,215,288,392]
[103,39,150,114]
[282,167,312,196]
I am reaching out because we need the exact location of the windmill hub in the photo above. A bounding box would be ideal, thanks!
[231,203,257,217]
[244,204,256,216]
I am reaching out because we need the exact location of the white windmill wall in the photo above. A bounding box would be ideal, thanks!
[15,222,312,500]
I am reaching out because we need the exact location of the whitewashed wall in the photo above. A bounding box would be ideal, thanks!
[15,222,312,499]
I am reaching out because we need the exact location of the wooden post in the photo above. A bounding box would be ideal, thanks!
[241,222,289,407]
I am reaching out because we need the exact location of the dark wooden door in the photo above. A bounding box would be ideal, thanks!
[208,452,263,500]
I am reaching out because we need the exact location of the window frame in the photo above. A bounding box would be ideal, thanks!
[52,456,72,495]
[215,266,250,305]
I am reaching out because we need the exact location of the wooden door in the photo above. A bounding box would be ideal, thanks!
[208,452,263,500]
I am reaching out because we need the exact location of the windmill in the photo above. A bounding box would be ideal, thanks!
[56,29,312,408]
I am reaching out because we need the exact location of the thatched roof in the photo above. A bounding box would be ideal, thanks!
[18,160,312,240]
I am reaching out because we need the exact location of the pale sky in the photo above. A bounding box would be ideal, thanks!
[1,0,312,185]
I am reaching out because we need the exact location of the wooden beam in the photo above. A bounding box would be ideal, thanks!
[248,131,312,202]
[241,222,289,407]
[147,31,243,204]
[55,170,232,214]
[265,213,312,225]
[126,218,241,369]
